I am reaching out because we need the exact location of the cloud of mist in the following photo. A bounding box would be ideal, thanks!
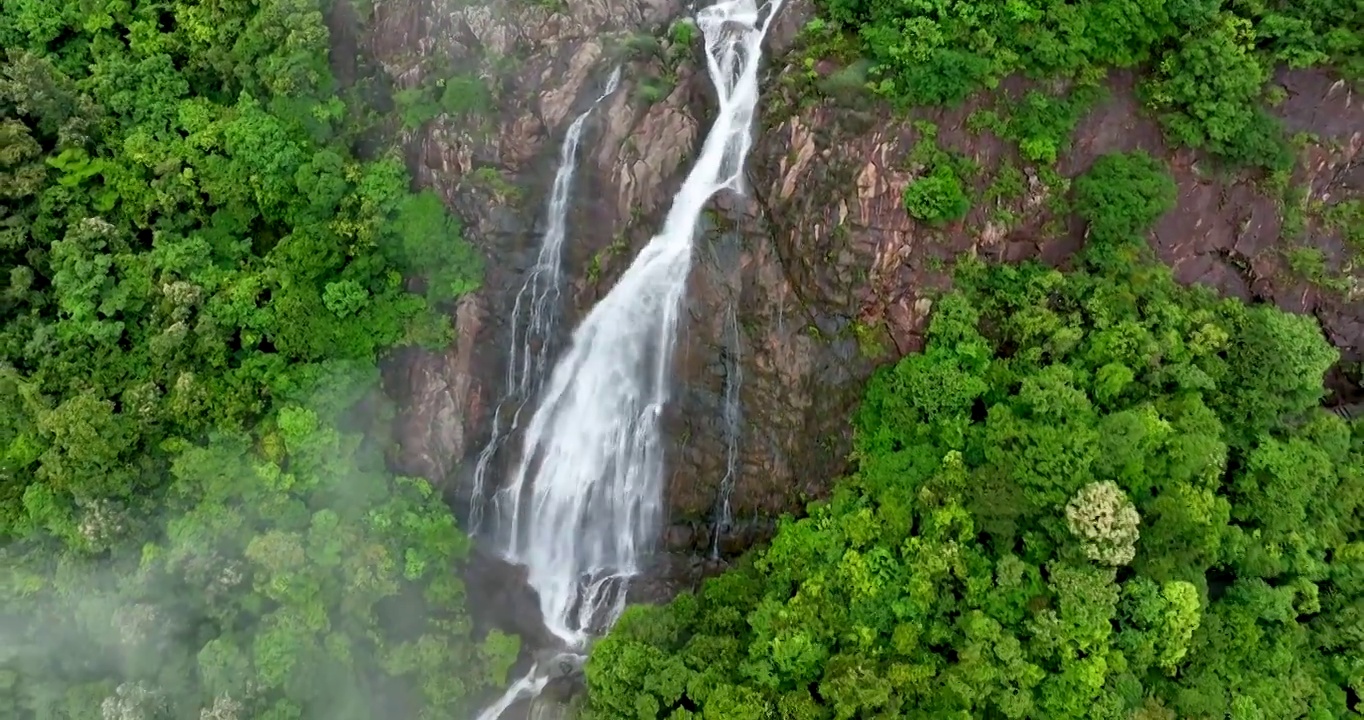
[0,361,513,720]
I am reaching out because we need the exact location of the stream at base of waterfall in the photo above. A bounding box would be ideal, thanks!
[473,0,785,716]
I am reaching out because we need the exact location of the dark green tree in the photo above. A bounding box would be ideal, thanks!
[585,152,1361,720]
[0,1,507,717]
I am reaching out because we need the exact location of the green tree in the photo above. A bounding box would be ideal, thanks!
[0,0,503,717]
[585,155,1360,719]
[807,0,1363,168]
[903,164,971,224]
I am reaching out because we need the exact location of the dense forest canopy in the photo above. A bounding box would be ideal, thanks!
[3,0,1363,717]
[583,152,1364,719]
[584,1,1364,715]
[0,1,508,718]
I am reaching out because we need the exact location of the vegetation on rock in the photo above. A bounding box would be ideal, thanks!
[802,0,1362,169]
[0,1,509,718]
[585,153,1362,718]
[902,164,971,225]
[4,0,1361,719]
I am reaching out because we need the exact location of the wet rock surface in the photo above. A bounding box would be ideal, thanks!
[465,546,561,651]
[537,651,587,702]
[662,188,872,554]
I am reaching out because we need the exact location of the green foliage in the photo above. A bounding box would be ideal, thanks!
[1071,150,1178,274]
[810,0,1363,168]
[1003,87,1102,165]
[586,147,1360,720]
[669,19,698,48]
[1144,13,1293,170]
[903,164,971,224]
[1323,198,1364,263]
[0,0,499,718]
[1074,150,1176,236]
[391,191,484,304]
[396,74,494,129]
[636,75,675,104]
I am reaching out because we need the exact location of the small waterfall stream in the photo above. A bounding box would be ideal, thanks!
[474,0,784,715]
[475,668,548,720]
[710,303,743,558]
[467,68,622,535]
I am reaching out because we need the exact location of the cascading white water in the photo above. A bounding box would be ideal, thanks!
[474,0,783,715]
[490,0,785,644]
[710,303,743,558]
[467,67,622,535]
[476,666,548,720]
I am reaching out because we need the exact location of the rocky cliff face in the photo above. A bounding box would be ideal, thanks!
[357,0,1364,592]
[752,67,1363,392]
[363,0,876,565]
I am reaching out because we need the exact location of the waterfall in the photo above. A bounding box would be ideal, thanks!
[475,0,783,714]
[476,666,548,720]
[710,303,743,558]
[489,0,784,644]
[467,67,622,535]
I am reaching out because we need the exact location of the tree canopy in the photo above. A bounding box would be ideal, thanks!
[0,0,507,718]
[802,0,1363,168]
[5,0,1362,717]
[584,153,1363,719]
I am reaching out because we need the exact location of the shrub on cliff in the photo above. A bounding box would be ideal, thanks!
[0,0,505,717]
[1071,150,1178,272]
[584,150,1358,720]
[1074,151,1178,241]
[902,164,971,225]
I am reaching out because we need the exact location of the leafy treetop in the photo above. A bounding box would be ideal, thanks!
[806,0,1363,168]
[583,152,1361,719]
[0,0,507,718]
